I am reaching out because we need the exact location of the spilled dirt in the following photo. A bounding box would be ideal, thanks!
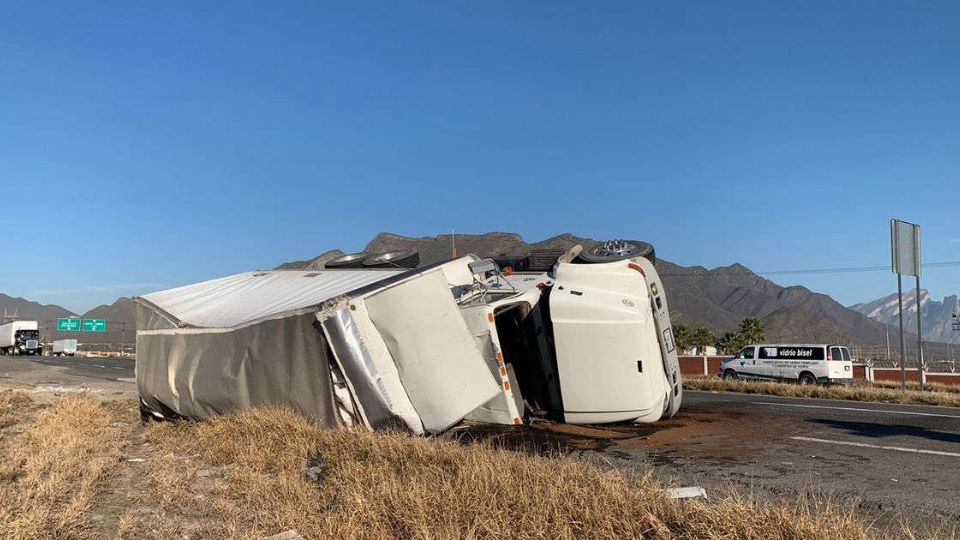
[448,405,791,461]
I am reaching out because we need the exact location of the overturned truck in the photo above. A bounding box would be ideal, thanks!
[135,243,682,434]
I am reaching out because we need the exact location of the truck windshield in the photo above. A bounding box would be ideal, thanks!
[18,330,40,340]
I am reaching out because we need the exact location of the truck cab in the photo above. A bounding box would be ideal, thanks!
[0,320,42,356]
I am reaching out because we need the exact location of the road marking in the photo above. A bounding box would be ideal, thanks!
[752,401,960,419]
[791,436,960,458]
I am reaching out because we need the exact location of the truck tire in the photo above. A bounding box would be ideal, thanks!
[362,251,420,269]
[325,252,372,268]
[578,240,656,264]
[723,369,738,380]
[799,372,817,386]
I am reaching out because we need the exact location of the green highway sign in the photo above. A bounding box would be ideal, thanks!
[57,318,81,332]
[81,319,106,333]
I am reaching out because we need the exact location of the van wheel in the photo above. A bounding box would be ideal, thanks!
[722,369,738,380]
[799,373,817,386]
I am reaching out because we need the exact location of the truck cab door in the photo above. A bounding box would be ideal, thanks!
[549,259,670,424]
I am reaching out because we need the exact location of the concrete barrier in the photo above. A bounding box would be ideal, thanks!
[869,368,960,386]
[678,357,960,386]
[678,356,733,377]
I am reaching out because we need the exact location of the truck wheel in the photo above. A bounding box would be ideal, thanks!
[799,372,817,386]
[723,369,738,380]
[578,240,656,264]
[0,348,5,356]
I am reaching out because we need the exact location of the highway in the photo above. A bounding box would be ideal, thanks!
[602,390,960,529]
[12,354,135,380]
[0,354,136,402]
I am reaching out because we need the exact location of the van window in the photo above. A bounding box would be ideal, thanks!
[840,347,851,361]
[829,347,842,361]
[740,347,754,359]
[759,346,825,360]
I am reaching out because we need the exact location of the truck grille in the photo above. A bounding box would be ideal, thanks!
[26,340,39,349]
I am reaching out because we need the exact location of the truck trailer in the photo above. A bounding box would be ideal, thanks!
[51,339,78,357]
[0,320,42,356]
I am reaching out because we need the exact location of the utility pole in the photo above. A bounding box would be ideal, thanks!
[885,326,890,363]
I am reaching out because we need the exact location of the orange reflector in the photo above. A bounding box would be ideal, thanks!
[487,313,494,323]
[503,381,511,391]
[513,418,523,425]
[496,352,503,361]
[628,263,646,276]
[536,283,547,289]
[503,266,513,276]
[499,367,507,377]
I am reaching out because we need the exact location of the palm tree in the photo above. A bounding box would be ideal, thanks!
[691,327,716,355]
[737,317,766,345]
[716,331,746,355]
[672,324,693,354]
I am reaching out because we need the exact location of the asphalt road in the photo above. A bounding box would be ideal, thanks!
[597,390,960,530]
[18,354,136,380]
[0,354,136,402]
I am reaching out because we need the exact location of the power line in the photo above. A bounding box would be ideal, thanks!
[658,260,960,277]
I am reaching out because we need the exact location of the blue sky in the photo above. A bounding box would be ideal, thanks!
[1,1,958,313]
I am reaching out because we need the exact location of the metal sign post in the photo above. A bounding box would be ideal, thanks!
[891,219,923,390]
[896,271,906,388]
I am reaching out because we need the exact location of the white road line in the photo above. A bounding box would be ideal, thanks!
[752,401,960,419]
[791,436,960,458]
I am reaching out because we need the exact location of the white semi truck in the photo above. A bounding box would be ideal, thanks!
[0,320,42,356]
[136,239,683,431]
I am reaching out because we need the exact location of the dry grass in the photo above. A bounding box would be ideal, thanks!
[0,389,30,429]
[116,406,913,540]
[872,379,960,394]
[684,377,960,407]
[0,395,126,539]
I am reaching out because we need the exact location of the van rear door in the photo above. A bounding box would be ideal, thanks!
[828,346,854,381]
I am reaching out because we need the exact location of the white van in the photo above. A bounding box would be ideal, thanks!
[719,344,853,385]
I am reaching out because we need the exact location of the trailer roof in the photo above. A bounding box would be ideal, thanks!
[137,269,404,329]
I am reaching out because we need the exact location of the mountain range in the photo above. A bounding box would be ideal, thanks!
[851,290,960,345]
[0,295,135,347]
[4,231,953,359]
[281,232,949,360]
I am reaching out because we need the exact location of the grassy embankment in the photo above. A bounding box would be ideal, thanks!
[0,391,126,538]
[0,389,940,539]
[684,377,960,407]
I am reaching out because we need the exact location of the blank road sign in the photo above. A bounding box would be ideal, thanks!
[57,318,81,332]
[890,219,920,277]
[81,319,107,332]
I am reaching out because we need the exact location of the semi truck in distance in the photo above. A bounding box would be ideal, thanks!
[51,339,78,357]
[0,320,42,356]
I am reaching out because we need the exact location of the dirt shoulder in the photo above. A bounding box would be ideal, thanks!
[684,377,960,407]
